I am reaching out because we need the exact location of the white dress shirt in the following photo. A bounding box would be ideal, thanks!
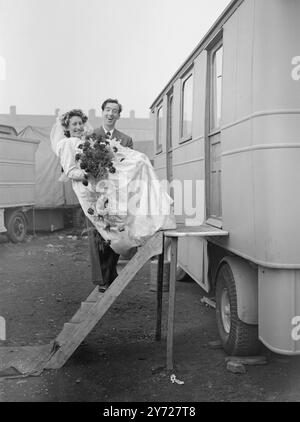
[103,127,115,139]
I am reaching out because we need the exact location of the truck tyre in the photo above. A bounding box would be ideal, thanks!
[216,262,261,356]
[6,210,27,243]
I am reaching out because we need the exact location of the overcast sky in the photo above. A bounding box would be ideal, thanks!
[0,0,231,117]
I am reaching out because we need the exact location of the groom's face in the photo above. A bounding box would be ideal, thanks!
[102,102,120,129]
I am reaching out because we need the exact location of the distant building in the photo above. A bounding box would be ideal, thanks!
[0,106,154,160]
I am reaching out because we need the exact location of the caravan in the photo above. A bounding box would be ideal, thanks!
[151,0,300,356]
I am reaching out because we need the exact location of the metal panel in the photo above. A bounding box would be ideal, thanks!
[221,147,255,260]
[222,0,254,125]
[0,162,35,183]
[253,0,300,111]
[178,237,208,291]
[0,185,35,207]
[0,136,39,208]
[259,267,300,355]
[253,147,300,266]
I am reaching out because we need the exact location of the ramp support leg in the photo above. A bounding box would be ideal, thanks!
[155,233,165,341]
[166,236,178,371]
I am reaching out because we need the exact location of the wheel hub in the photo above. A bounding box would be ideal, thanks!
[14,218,25,237]
[221,288,231,334]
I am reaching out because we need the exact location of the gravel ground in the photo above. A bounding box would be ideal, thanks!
[1,229,300,403]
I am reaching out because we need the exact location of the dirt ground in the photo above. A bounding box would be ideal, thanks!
[1,229,300,403]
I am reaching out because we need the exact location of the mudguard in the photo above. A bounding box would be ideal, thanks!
[217,256,258,324]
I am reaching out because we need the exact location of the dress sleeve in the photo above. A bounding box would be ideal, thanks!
[56,138,85,181]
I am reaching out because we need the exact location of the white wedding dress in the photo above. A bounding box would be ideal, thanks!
[51,121,176,255]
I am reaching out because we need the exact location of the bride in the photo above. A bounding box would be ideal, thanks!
[50,109,176,256]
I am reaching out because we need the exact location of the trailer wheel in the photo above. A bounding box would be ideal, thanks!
[6,210,27,243]
[216,262,261,356]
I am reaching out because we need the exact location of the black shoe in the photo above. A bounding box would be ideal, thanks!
[98,285,108,293]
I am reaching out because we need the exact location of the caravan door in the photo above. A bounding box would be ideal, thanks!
[166,91,174,197]
[206,41,223,228]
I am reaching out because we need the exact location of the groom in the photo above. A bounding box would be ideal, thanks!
[89,99,133,291]
[94,98,133,148]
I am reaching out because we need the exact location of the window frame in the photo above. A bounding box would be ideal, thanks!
[166,90,174,152]
[155,102,163,155]
[209,40,223,135]
[180,69,194,144]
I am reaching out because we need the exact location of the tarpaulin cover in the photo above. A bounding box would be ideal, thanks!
[18,126,78,207]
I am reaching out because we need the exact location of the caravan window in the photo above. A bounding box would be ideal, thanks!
[181,73,193,142]
[210,45,223,131]
[156,104,163,154]
[167,93,173,150]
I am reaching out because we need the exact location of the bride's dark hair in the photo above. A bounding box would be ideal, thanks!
[60,109,88,137]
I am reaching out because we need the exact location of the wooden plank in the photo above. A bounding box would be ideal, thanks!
[225,356,267,366]
[70,301,102,323]
[55,322,81,345]
[86,287,102,302]
[80,302,95,312]
[164,224,228,238]
[166,237,178,371]
[44,232,163,369]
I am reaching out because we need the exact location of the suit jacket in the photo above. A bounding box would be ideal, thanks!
[93,126,133,149]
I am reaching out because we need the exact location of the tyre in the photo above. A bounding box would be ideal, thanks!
[6,210,27,243]
[216,262,261,356]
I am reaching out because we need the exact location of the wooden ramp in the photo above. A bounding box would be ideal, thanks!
[43,231,163,370]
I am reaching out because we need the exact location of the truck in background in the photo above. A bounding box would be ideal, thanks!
[0,124,39,242]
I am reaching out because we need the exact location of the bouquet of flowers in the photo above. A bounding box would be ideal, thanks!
[75,133,124,236]
[75,133,118,186]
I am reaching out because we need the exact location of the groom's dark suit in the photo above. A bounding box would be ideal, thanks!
[91,126,133,287]
[93,126,133,149]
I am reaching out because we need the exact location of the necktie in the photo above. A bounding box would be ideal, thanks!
[105,131,111,139]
